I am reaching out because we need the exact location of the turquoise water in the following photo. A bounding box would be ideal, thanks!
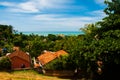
[21,31,84,36]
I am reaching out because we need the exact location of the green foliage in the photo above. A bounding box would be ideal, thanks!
[104,0,120,15]
[98,0,120,32]
[47,34,57,41]
[80,23,98,35]
[44,55,69,70]
[0,24,13,39]
[75,0,120,74]
[0,0,120,72]
[94,0,120,65]
[97,30,120,64]
[0,57,11,70]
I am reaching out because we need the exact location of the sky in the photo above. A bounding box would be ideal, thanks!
[0,0,106,32]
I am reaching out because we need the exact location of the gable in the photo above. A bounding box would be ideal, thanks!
[10,56,30,63]
[8,50,31,63]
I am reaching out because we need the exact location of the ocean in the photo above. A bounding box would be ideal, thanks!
[21,31,84,36]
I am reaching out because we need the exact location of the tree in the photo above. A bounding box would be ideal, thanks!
[47,34,57,41]
[80,23,100,40]
[77,0,120,79]
[98,0,120,32]
[0,24,14,39]
[96,0,120,64]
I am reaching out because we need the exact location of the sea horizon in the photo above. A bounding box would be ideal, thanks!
[20,31,84,36]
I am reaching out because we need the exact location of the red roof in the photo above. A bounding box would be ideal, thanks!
[37,50,68,65]
[8,50,30,62]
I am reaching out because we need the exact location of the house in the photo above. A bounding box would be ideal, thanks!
[37,50,56,66]
[8,50,31,70]
[34,50,68,68]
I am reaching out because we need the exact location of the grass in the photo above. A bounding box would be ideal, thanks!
[0,70,70,80]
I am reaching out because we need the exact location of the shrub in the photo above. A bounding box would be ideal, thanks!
[0,57,11,70]
[44,55,68,70]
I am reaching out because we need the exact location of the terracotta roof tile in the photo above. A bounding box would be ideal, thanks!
[37,51,56,65]
[37,50,68,65]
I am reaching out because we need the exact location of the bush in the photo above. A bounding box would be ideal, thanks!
[44,55,68,70]
[0,57,11,70]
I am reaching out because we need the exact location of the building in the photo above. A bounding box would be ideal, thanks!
[34,50,68,68]
[8,50,31,70]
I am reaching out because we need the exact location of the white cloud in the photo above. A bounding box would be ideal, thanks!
[30,0,73,8]
[0,12,103,31]
[18,2,38,12]
[33,14,99,22]
[0,0,105,31]
[0,1,39,13]
[29,14,101,31]
[0,0,76,13]
[0,14,103,32]
[0,2,15,7]
[94,0,105,5]
[88,10,106,19]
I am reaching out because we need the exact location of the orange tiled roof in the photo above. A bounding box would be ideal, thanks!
[37,51,56,65]
[37,50,68,65]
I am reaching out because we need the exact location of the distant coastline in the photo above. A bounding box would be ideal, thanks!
[20,31,84,36]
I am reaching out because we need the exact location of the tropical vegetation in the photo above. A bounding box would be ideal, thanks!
[0,0,120,79]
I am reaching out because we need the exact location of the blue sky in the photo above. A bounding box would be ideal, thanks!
[0,0,106,31]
